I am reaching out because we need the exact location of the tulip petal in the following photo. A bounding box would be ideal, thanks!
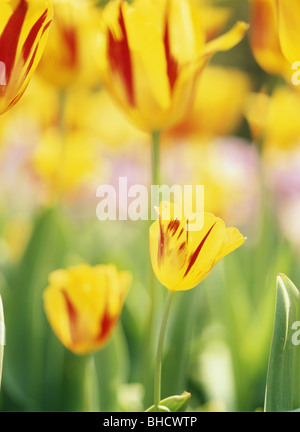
[0,0,53,114]
[249,0,289,75]
[124,2,171,110]
[166,0,205,65]
[202,21,249,57]
[214,227,246,265]
[277,0,300,63]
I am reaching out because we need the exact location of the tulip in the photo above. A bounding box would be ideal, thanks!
[150,202,245,410]
[43,264,131,355]
[276,0,300,64]
[37,0,101,89]
[0,0,53,115]
[98,0,249,133]
[32,127,99,200]
[248,0,290,77]
[167,65,251,140]
[245,86,300,154]
[149,202,246,292]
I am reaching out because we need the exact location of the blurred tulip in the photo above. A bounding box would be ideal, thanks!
[0,0,53,115]
[43,263,131,355]
[245,86,300,155]
[276,0,300,64]
[248,0,290,78]
[98,0,248,132]
[32,127,100,200]
[37,0,101,89]
[149,202,245,291]
[66,88,148,149]
[244,89,270,143]
[167,66,251,140]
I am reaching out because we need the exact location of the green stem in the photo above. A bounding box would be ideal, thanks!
[142,131,162,404]
[154,290,174,411]
[152,131,161,187]
[83,354,100,412]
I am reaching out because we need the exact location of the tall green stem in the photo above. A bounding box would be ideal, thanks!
[152,131,161,187]
[83,354,99,412]
[154,290,174,410]
[142,131,162,404]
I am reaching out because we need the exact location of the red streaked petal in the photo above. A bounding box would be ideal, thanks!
[184,222,217,277]
[8,19,51,110]
[22,9,48,63]
[163,18,179,91]
[167,219,181,235]
[0,0,28,83]
[96,309,117,342]
[158,213,165,265]
[62,290,78,345]
[107,4,135,106]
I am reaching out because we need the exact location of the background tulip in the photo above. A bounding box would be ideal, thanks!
[37,0,101,89]
[43,264,131,355]
[98,0,248,133]
[276,0,300,64]
[0,0,53,115]
[248,0,290,78]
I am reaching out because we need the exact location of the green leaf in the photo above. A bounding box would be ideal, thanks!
[2,206,70,410]
[264,274,300,412]
[145,391,191,412]
[0,294,4,390]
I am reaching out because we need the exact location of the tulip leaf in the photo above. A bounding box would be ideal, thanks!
[264,274,300,412]
[145,391,191,412]
[2,206,70,410]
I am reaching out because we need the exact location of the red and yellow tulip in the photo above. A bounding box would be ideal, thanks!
[37,0,101,89]
[149,202,245,291]
[98,0,249,133]
[249,0,290,77]
[0,0,53,115]
[43,264,131,355]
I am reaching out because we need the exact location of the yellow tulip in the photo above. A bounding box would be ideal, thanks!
[43,264,131,355]
[37,0,101,89]
[193,0,232,42]
[248,0,290,77]
[245,86,300,154]
[32,127,99,199]
[149,202,245,291]
[167,66,251,140]
[0,0,53,115]
[276,0,300,64]
[98,0,249,133]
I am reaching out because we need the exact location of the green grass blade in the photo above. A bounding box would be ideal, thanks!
[0,295,4,390]
[264,274,300,412]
